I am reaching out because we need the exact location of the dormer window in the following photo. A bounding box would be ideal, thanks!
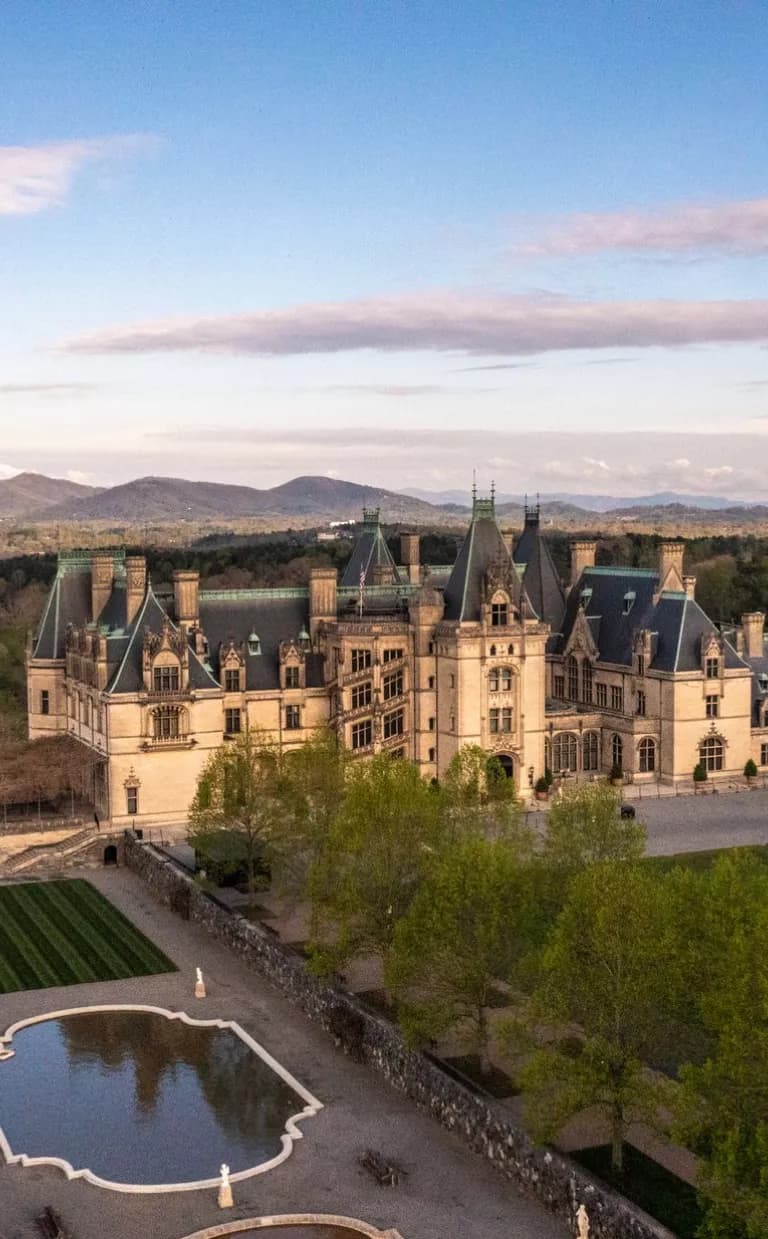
[706,656,720,679]
[623,591,636,615]
[580,587,593,608]
[491,601,508,627]
[759,673,768,693]
[298,626,311,651]
[247,631,261,656]
[153,664,179,693]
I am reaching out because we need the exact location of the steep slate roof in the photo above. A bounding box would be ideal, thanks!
[32,563,92,659]
[340,510,401,587]
[107,585,220,694]
[198,592,324,690]
[513,509,566,634]
[561,566,748,672]
[443,496,531,623]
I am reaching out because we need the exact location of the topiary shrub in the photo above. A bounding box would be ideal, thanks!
[534,776,549,795]
[744,758,758,779]
[544,767,554,788]
[693,762,707,783]
[609,763,623,783]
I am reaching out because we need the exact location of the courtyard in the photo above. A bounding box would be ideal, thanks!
[0,868,567,1239]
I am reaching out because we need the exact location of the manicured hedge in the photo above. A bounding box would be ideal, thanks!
[0,879,175,994]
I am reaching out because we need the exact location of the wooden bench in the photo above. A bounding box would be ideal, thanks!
[359,1148,408,1187]
[36,1206,74,1239]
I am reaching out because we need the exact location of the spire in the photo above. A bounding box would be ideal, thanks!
[524,493,541,528]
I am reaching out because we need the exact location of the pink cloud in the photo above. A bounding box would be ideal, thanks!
[60,292,768,358]
[0,135,157,216]
[513,198,768,257]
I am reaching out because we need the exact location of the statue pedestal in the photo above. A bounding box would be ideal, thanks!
[218,1182,234,1209]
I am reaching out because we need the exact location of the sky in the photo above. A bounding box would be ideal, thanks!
[2,0,768,499]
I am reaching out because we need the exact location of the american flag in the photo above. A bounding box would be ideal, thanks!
[359,566,366,615]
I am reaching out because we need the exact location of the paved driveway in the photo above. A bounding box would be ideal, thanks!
[635,787,768,856]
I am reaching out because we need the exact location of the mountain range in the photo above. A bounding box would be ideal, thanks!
[0,470,761,526]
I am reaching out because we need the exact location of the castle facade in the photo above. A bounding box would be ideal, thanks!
[26,498,768,825]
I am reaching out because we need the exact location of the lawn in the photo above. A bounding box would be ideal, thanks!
[645,843,768,876]
[0,879,176,994]
[572,1144,704,1239]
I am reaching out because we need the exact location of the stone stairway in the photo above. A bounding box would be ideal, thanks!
[2,826,97,874]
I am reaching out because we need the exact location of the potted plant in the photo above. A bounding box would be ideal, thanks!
[534,775,549,801]
[693,762,707,790]
[744,758,758,786]
[609,763,623,787]
[544,767,553,789]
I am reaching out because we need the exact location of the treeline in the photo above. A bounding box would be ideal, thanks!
[188,736,768,1239]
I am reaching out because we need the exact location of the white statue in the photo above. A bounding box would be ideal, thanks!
[195,967,206,999]
[576,1204,589,1239]
[218,1162,233,1208]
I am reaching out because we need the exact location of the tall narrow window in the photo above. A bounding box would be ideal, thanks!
[351,719,372,749]
[567,656,579,700]
[383,670,403,700]
[40,690,50,715]
[285,705,301,730]
[583,731,599,771]
[284,666,300,689]
[224,708,241,735]
[491,601,508,627]
[705,657,720,679]
[700,735,724,772]
[706,694,719,719]
[225,668,241,692]
[582,662,593,704]
[383,708,404,739]
[126,786,138,817]
[500,667,513,691]
[611,686,624,712]
[488,668,500,692]
[351,681,372,710]
[636,690,646,717]
[611,733,623,770]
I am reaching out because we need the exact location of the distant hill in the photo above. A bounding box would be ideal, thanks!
[403,487,746,513]
[42,474,450,524]
[0,471,100,518]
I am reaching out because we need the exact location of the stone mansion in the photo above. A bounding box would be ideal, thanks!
[26,497,768,825]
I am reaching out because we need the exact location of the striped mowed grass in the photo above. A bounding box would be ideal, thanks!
[0,879,176,994]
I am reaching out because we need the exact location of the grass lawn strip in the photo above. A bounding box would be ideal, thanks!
[0,914,34,992]
[61,879,174,975]
[27,882,136,981]
[19,883,119,982]
[4,884,94,987]
[0,887,72,990]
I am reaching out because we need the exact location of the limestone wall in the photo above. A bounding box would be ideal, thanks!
[124,835,675,1239]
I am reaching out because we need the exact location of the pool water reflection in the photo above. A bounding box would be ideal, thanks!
[0,1008,321,1188]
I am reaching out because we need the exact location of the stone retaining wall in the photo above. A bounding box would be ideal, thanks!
[124,834,675,1239]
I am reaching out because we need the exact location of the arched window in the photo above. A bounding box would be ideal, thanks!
[553,732,578,773]
[567,656,579,700]
[583,731,599,772]
[489,645,497,657]
[582,661,593,704]
[638,737,656,773]
[700,735,724,772]
[611,733,623,770]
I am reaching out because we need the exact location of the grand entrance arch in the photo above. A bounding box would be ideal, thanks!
[496,753,515,779]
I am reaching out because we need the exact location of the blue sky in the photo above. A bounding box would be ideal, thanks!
[2,0,768,497]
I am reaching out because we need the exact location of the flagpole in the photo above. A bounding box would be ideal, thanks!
[359,567,365,617]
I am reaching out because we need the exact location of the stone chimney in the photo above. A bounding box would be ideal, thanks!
[173,569,200,633]
[742,611,765,659]
[90,553,114,621]
[125,555,147,626]
[683,575,696,600]
[309,567,337,641]
[570,540,597,588]
[400,532,421,585]
[658,542,685,589]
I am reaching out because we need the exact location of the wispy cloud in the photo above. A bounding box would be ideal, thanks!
[0,382,98,396]
[321,383,495,396]
[0,135,157,216]
[513,197,768,257]
[60,291,768,359]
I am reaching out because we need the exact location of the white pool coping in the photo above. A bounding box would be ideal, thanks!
[180,1216,404,1238]
[0,1004,323,1193]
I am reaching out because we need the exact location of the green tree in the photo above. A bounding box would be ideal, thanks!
[517,861,673,1173]
[188,729,282,892]
[440,744,524,843]
[542,783,646,908]
[270,726,349,897]
[385,835,537,1074]
[309,753,441,972]
[674,854,768,1238]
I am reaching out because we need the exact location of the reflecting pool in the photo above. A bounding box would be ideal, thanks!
[0,1008,321,1188]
